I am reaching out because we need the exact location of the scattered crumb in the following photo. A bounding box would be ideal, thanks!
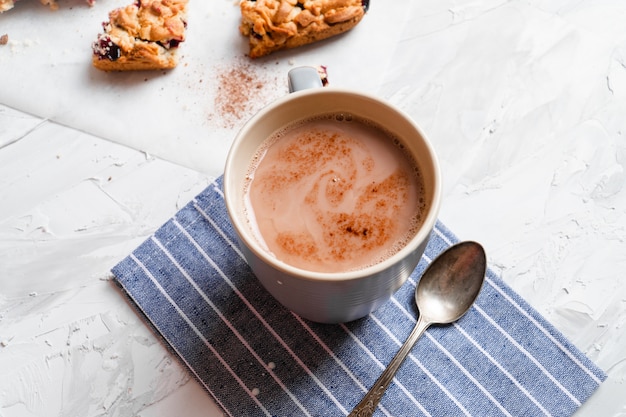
[317,65,329,86]
[0,0,15,13]
[39,0,59,11]
[267,361,276,370]
[0,34,8,45]
[251,387,260,396]
[0,0,93,13]
[6,38,40,54]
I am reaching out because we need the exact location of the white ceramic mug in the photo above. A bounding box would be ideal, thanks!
[224,67,441,323]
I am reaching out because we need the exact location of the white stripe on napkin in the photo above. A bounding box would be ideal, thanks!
[128,253,272,416]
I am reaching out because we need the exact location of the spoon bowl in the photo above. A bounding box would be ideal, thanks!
[349,241,486,417]
[416,241,487,324]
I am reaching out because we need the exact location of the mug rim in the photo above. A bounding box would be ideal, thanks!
[224,87,442,282]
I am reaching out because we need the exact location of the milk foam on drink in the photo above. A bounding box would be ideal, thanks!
[244,114,427,273]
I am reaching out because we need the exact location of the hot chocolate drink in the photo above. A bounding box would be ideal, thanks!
[244,113,428,273]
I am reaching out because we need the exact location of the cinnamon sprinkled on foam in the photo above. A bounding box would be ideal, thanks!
[245,114,427,273]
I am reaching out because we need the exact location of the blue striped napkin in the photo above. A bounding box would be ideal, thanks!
[112,176,605,417]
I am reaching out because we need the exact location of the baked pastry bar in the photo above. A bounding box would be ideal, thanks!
[239,0,367,58]
[92,0,188,71]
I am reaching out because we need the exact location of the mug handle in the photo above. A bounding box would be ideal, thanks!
[288,66,323,93]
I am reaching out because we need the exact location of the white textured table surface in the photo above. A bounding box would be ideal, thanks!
[1,1,625,416]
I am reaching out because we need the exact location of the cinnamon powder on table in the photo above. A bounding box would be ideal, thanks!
[213,61,282,130]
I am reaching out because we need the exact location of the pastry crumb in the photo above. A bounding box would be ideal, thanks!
[317,65,329,86]
[0,0,14,12]
[0,0,94,12]
[39,0,59,11]
[0,34,8,45]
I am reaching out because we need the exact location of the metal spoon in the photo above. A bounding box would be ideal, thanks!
[348,241,487,417]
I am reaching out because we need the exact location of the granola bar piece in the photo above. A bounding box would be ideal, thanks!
[239,0,367,58]
[91,0,187,71]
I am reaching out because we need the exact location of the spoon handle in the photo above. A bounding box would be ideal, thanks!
[348,317,431,417]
